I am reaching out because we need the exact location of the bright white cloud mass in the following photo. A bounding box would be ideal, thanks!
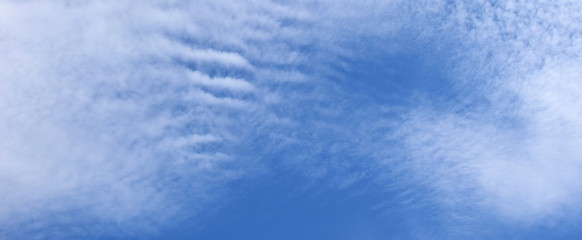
[0,0,581,239]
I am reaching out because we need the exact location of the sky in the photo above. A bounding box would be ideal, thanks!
[1,0,582,239]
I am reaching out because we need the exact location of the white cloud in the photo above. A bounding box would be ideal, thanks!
[188,71,256,93]
[11,0,580,238]
[0,0,298,237]
[392,0,582,227]
[0,0,410,238]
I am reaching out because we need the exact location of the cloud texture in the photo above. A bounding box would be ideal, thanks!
[393,0,582,226]
[0,0,305,237]
[0,0,402,238]
[1,0,582,239]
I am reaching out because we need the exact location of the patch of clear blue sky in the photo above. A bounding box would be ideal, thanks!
[155,158,444,240]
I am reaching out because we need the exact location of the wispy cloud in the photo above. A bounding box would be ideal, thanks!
[3,0,580,238]
[0,0,407,238]
[390,0,582,229]
[0,0,310,237]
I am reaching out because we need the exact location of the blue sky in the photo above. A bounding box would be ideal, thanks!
[1,0,582,239]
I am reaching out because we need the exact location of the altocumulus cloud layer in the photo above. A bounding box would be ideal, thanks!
[0,0,263,235]
[393,0,582,228]
[0,0,296,236]
[0,0,400,238]
[1,0,582,239]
